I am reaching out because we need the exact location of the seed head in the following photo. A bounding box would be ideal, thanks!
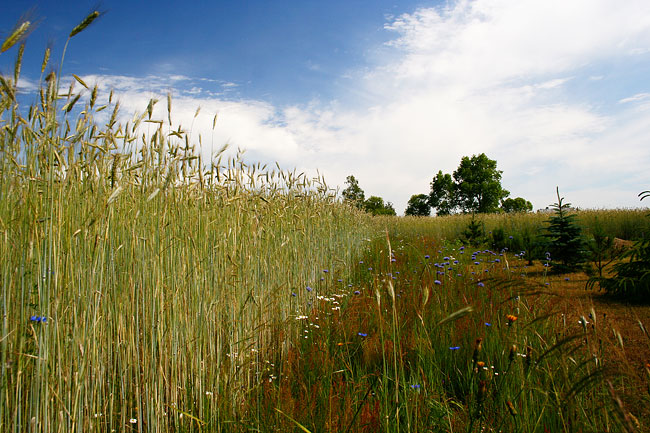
[69,11,101,38]
[1,20,32,53]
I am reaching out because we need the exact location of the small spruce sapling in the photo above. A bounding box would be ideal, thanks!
[544,188,588,274]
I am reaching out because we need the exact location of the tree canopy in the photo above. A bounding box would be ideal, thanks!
[364,196,396,216]
[405,194,431,216]
[501,197,533,213]
[429,153,511,215]
[342,175,365,209]
[342,175,395,216]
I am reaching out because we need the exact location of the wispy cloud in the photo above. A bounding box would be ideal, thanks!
[79,0,650,212]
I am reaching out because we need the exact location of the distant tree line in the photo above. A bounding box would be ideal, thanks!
[342,176,396,216]
[343,153,532,217]
[407,153,532,216]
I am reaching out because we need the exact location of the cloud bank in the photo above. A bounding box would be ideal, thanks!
[80,0,650,213]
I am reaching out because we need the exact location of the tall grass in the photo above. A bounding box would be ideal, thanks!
[0,17,371,431]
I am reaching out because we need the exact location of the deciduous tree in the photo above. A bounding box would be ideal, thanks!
[501,197,533,213]
[405,194,431,216]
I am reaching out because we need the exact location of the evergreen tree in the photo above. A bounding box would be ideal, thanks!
[543,188,587,274]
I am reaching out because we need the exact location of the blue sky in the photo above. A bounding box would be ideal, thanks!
[2,0,650,213]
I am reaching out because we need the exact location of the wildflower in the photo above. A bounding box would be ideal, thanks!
[306,286,313,292]
[323,269,329,273]
[358,332,368,337]
[434,280,441,285]
[391,258,396,262]
[130,418,137,424]
[291,292,297,297]
[449,346,461,350]
[425,255,430,259]
[410,384,421,389]
[354,290,361,295]
[484,322,491,326]
[565,277,570,281]
[477,282,485,287]
[474,261,480,265]
[506,314,518,325]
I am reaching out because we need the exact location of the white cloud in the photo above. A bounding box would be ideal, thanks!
[81,0,650,213]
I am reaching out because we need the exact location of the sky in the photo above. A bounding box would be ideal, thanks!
[2,0,650,214]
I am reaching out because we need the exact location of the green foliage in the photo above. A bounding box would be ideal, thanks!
[588,191,650,300]
[364,195,396,216]
[404,193,430,216]
[342,175,365,209]
[501,197,533,213]
[429,170,456,215]
[591,238,650,300]
[544,188,588,273]
[429,154,512,215]
[342,175,395,215]
[454,153,510,213]
[585,217,618,279]
[461,215,486,246]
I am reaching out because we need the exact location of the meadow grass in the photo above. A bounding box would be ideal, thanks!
[2,15,649,432]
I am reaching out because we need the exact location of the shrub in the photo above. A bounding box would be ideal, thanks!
[588,190,650,300]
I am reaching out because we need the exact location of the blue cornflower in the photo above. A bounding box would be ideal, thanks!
[477,282,485,287]
[434,280,442,285]
[323,269,329,273]
[410,384,421,389]
[449,346,461,350]
[354,290,361,295]
[485,322,492,326]
[291,292,297,297]
[306,286,313,292]
[358,332,368,337]
[425,255,430,259]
